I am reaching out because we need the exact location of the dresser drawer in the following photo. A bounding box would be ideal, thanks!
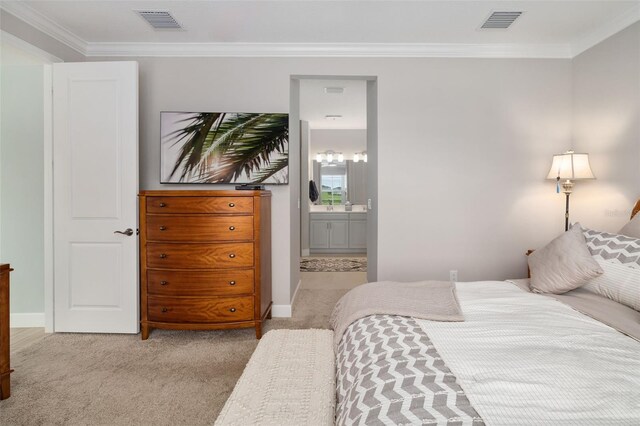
[147,242,254,269]
[146,215,253,242]
[148,295,254,323]
[147,270,254,296]
[146,196,253,214]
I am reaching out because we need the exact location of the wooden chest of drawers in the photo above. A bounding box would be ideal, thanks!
[1,264,13,400]
[139,190,272,339]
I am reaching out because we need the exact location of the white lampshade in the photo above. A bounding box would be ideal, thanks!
[326,152,334,163]
[353,153,360,163]
[316,153,323,163]
[546,151,595,180]
[337,153,344,163]
[363,153,368,163]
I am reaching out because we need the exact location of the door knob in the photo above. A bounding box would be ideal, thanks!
[228,202,235,208]
[114,228,134,236]
[229,253,236,258]
[159,226,166,231]
[229,226,235,231]
[229,308,236,313]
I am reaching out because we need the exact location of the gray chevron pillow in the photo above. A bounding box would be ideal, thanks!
[582,227,640,312]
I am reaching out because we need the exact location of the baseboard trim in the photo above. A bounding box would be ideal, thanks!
[10,312,45,328]
[271,305,292,318]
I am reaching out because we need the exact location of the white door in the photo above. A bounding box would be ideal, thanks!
[53,62,139,333]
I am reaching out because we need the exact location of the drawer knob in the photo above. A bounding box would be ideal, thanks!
[161,307,168,313]
[229,308,236,313]
[159,202,166,208]
[160,280,168,286]
[229,253,236,259]
[160,253,167,259]
[229,226,235,231]
[159,226,166,231]
[228,202,235,208]
[229,280,236,286]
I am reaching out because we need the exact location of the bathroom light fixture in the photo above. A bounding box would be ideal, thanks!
[546,150,595,231]
[324,115,343,121]
[353,152,367,163]
[316,151,345,163]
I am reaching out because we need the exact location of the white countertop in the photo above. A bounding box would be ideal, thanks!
[310,205,367,213]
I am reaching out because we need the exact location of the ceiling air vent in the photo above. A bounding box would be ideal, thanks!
[324,87,345,94]
[480,11,523,29]
[136,11,182,30]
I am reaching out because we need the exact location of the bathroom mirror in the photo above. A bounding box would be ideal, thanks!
[312,161,366,205]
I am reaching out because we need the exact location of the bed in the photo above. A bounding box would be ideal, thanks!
[334,203,640,426]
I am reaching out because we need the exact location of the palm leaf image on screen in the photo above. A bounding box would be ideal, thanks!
[161,112,289,184]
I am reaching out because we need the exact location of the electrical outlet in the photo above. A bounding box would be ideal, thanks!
[449,270,458,282]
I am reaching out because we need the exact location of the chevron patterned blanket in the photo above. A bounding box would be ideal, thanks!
[336,315,484,426]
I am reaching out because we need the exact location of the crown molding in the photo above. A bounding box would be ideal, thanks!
[0,1,87,54]
[85,41,572,58]
[571,3,640,57]
[2,0,638,60]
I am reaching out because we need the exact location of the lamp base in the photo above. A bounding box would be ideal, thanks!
[564,191,571,232]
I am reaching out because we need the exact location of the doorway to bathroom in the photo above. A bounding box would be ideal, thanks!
[294,76,377,279]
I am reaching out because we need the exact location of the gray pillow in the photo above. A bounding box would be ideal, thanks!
[619,213,640,238]
[528,223,603,294]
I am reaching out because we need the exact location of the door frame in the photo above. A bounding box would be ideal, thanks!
[43,63,55,332]
[290,74,379,283]
[1,31,61,332]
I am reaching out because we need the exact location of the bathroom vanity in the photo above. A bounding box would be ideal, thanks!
[309,206,367,254]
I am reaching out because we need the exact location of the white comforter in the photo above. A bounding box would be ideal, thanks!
[418,281,640,425]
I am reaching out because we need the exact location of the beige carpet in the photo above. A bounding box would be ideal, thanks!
[0,272,366,426]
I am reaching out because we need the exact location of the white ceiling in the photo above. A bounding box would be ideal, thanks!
[300,79,366,130]
[1,1,639,57]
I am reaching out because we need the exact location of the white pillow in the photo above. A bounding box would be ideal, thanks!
[528,224,603,295]
[619,212,640,238]
[582,227,640,312]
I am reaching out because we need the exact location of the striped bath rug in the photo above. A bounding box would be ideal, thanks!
[300,257,367,272]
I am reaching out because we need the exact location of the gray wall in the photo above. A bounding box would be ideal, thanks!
[572,22,640,231]
[300,120,310,254]
[0,41,46,314]
[6,12,639,311]
[289,79,301,303]
[90,55,574,301]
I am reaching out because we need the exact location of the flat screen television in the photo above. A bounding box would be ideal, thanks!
[160,111,289,184]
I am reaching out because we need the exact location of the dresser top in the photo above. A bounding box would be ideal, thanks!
[139,190,271,197]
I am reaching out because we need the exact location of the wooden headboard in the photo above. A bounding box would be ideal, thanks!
[633,199,640,220]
